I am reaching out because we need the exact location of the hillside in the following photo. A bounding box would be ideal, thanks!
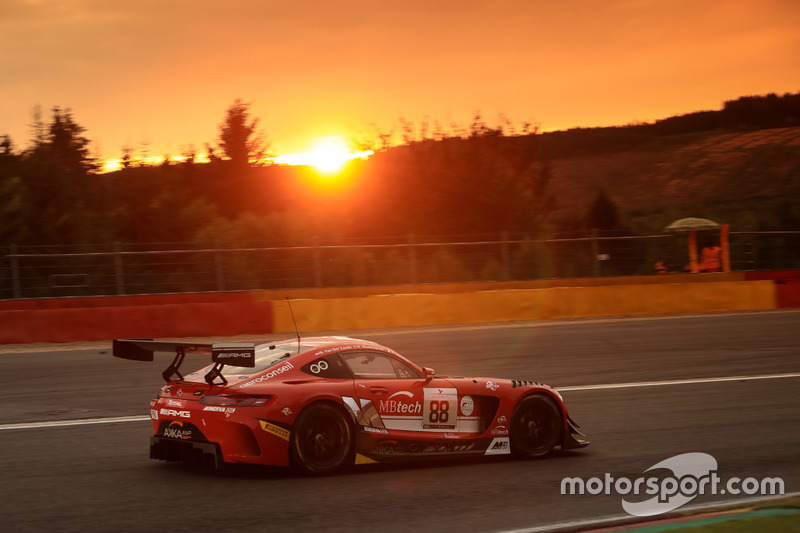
[544,126,800,231]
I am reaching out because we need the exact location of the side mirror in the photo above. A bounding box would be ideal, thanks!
[423,367,435,378]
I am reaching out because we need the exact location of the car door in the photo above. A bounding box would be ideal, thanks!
[340,350,460,434]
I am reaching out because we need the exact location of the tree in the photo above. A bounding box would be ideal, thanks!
[0,136,29,245]
[586,188,619,233]
[19,107,103,244]
[215,99,270,168]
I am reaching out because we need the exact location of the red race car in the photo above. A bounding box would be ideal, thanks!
[113,336,588,474]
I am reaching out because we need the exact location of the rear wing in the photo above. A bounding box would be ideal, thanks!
[113,339,256,386]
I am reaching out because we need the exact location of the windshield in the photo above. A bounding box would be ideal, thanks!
[220,343,314,375]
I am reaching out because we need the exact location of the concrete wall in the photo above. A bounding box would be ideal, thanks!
[268,281,777,333]
[1,272,797,344]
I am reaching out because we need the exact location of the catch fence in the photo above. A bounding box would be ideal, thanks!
[2,231,798,299]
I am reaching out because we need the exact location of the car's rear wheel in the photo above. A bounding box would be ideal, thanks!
[290,403,353,475]
[510,394,562,458]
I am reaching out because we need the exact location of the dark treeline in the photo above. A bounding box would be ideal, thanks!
[536,92,800,158]
[1,92,798,252]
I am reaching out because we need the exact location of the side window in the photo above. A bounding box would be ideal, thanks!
[300,354,352,379]
[341,351,421,379]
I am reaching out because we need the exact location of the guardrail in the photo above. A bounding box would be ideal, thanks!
[2,231,798,299]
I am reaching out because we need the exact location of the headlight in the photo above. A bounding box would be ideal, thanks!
[200,395,270,407]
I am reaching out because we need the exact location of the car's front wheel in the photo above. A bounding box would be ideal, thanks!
[510,394,562,458]
[290,403,353,475]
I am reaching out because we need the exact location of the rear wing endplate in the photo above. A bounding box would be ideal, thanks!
[113,339,256,386]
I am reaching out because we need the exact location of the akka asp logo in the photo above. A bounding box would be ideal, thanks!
[162,421,192,440]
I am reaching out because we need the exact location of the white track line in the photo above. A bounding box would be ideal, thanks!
[556,372,800,392]
[3,309,798,355]
[0,416,149,431]
[2,371,798,431]
[497,491,800,533]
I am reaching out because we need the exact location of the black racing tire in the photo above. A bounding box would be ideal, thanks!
[290,403,353,475]
[510,394,563,458]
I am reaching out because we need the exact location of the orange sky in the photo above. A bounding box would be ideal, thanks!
[1,0,798,161]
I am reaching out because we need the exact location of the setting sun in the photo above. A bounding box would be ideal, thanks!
[272,137,373,173]
[307,137,352,173]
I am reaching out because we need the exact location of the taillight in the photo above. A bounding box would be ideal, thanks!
[200,395,270,407]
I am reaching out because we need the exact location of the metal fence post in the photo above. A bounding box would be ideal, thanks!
[113,242,125,295]
[313,237,323,288]
[408,234,418,284]
[214,244,226,291]
[10,243,21,299]
[501,231,510,281]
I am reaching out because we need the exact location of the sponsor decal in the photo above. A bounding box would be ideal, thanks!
[212,343,255,366]
[150,409,159,420]
[388,391,414,399]
[486,381,500,391]
[166,399,185,408]
[443,433,458,439]
[162,421,193,440]
[363,426,389,434]
[259,420,290,442]
[176,388,183,396]
[379,399,422,415]
[160,408,191,418]
[491,425,509,436]
[374,441,397,455]
[281,407,292,416]
[216,352,252,359]
[240,362,294,388]
[484,437,511,455]
[309,361,328,374]
[372,440,476,455]
[202,406,236,414]
[460,395,474,416]
[497,415,507,424]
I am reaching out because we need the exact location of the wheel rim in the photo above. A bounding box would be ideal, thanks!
[296,410,349,470]
[512,397,560,456]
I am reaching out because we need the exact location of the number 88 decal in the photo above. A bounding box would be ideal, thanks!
[428,400,450,423]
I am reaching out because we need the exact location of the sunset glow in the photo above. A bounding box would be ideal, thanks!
[272,138,374,173]
[1,1,798,166]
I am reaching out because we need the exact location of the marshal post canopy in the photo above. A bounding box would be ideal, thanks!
[664,217,720,232]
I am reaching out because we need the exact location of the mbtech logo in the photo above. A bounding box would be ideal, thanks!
[561,452,785,517]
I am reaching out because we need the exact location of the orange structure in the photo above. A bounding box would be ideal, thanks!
[665,218,730,274]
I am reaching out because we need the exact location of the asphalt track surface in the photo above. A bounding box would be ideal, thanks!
[1,311,798,532]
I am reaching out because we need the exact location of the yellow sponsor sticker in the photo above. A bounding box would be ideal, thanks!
[259,420,290,442]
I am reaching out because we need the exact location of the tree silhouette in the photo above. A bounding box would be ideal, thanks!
[586,188,619,233]
[215,99,269,168]
[19,107,101,244]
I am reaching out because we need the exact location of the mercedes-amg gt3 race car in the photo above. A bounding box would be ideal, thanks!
[113,336,588,474]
